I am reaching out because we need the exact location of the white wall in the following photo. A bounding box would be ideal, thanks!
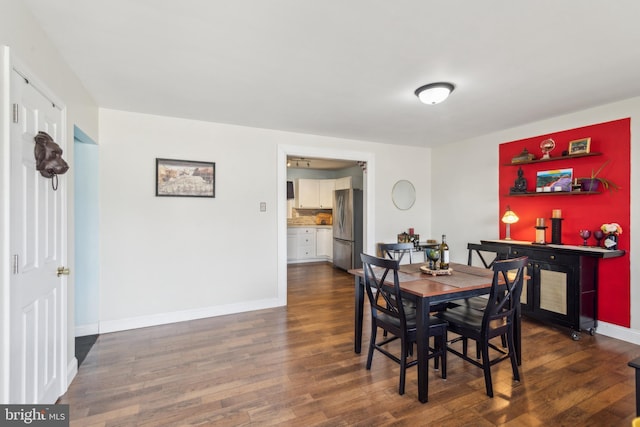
[432,97,640,342]
[0,0,99,401]
[98,109,432,332]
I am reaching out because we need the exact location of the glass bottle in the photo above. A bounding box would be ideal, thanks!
[439,234,450,269]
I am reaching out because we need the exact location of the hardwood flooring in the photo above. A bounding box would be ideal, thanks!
[59,262,640,426]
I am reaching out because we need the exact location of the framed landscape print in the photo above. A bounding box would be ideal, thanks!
[156,158,215,197]
[536,168,573,192]
[568,137,591,155]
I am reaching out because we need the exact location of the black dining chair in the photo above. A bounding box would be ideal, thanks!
[379,242,415,264]
[436,256,528,398]
[448,242,513,312]
[467,242,511,269]
[361,253,448,397]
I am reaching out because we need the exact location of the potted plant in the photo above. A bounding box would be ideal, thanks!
[579,160,619,192]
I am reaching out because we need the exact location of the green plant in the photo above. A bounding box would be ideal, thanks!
[580,160,620,191]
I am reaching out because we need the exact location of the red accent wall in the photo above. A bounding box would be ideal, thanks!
[498,118,630,327]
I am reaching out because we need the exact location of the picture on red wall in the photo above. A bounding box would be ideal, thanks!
[535,168,573,192]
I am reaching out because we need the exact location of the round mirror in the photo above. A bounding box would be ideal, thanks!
[392,180,416,210]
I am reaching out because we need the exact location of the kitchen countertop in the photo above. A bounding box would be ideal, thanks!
[288,224,333,229]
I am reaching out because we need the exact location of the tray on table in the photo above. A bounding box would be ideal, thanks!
[419,265,453,276]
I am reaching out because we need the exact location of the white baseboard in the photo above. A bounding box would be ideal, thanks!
[75,323,99,337]
[99,297,285,334]
[595,321,640,345]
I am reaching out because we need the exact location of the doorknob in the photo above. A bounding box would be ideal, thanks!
[57,266,70,277]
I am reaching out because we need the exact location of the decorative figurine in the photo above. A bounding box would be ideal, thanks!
[540,138,556,159]
[511,147,535,164]
[510,167,528,193]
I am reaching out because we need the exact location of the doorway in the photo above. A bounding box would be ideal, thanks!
[73,126,99,351]
[277,145,375,306]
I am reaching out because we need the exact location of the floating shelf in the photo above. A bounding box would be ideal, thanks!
[506,191,599,197]
[504,152,602,166]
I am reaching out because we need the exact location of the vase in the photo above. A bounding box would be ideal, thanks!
[580,178,600,192]
[603,233,618,250]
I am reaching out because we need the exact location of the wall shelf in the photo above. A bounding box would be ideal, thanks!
[504,152,602,166]
[506,191,599,197]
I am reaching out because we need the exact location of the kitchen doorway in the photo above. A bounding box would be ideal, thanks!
[277,145,375,306]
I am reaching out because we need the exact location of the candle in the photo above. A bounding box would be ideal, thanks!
[552,209,562,218]
[536,218,546,227]
[409,228,414,235]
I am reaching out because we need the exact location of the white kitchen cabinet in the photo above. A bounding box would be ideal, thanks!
[288,226,333,263]
[296,179,335,208]
[287,230,297,261]
[318,179,335,208]
[296,227,316,259]
[296,179,319,208]
[335,176,352,190]
[316,228,333,259]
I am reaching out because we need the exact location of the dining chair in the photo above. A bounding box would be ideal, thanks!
[449,242,514,312]
[467,242,511,269]
[379,242,415,264]
[361,253,448,397]
[436,256,528,398]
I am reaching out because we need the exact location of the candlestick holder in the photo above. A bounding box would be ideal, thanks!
[550,217,563,244]
[533,225,548,245]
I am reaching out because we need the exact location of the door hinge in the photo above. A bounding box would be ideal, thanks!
[12,103,18,123]
[12,254,18,274]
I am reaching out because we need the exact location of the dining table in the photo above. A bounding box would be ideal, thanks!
[348,261,522,403]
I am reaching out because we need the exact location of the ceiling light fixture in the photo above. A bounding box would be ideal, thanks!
[414,82,455,105]
[288,157,313,168]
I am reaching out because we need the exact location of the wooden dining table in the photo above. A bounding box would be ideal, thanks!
[349,262,521,403]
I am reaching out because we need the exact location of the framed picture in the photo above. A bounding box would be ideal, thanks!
[156,158,215,197]
[536,168,573,192]
[568,137,591,155]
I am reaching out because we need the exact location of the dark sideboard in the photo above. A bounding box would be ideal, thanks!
[481,239,625,340]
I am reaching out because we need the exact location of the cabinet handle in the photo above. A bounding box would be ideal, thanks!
[549,255,555,260]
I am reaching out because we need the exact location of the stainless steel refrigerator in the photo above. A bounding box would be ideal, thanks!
[333,188,363,270]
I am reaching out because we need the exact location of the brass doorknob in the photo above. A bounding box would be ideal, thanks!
[57,266,70,277]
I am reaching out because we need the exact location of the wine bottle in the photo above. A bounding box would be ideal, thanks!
[439,234,450,269]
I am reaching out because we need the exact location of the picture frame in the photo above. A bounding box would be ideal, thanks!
[156,158,215,197]
[536,168,573,192]
[568,137,591,155]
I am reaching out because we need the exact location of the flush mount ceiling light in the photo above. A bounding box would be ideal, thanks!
[414,82,455,105]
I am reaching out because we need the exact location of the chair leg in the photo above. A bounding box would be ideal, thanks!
[366,324,377,369]
[439,329,447,379]
[399,338,407,395]
[480,342,494,398]
[507,328,520,382]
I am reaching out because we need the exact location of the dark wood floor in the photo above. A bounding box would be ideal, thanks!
[59,262,640,426]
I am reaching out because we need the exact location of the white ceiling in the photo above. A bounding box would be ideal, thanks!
[22,1,640,148]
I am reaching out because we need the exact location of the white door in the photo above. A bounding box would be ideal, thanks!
[9,68,67,403]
